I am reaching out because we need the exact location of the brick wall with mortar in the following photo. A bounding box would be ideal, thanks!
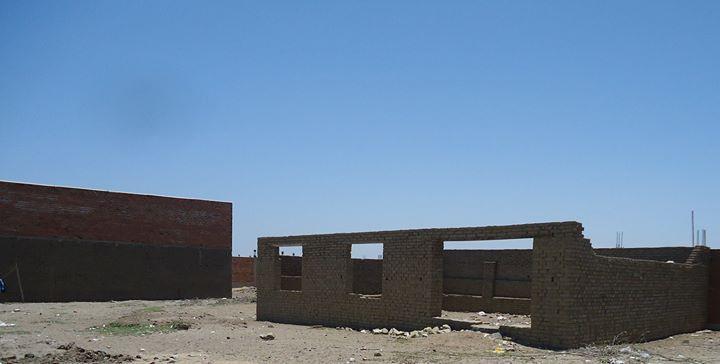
[709,250,720,327]
[245,246,693,313]
[594,247,694,263]
[444,249,532,298]
[501,241,709,348]
[256,222,710,348]
[352,258,383,295]
[0,181,231,249]
[443,247,695,300]
[233,256,383,295]
[0,181,232,302]
[232,257,255,287]
[257,223,575,330]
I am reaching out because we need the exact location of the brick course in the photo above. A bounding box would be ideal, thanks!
[0,181,231,249]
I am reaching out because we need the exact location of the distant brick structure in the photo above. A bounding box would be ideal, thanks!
[0,181,232,302]
[232,257,256,287]
[256,222,711,348]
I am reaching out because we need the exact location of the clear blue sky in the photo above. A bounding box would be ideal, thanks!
[1,1,718,256]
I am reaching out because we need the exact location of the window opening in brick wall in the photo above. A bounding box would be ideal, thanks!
[441,239,533,328]
[350,243,383,297]
[279,246,302,291]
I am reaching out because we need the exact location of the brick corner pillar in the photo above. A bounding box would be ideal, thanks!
[255,239,280,320]
[708,249,720,328]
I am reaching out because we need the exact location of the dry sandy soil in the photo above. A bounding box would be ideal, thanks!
[1,288,718,363]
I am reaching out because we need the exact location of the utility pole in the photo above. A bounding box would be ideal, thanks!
[691,210,695,246]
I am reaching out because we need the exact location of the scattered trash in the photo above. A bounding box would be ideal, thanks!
[0,320,16,327]
[477,311,486,316]
[489,332,503,340]
[172,323,190,330]
[617,346,651,360]
[492,346,505,354]
[370,325,452,338]
[260,333,275,340]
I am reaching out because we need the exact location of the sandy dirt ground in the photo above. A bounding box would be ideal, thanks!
[1,288,719,363]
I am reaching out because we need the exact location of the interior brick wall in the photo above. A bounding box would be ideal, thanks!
[442,247,695,300]
[443,294,530,314]
[444,249,532,298]
[594,247,694,263]
[352,259,382,295]
[281,256,302,276]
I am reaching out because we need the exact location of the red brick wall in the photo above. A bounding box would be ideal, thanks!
[232,257,255,287]
[0,181,231,249]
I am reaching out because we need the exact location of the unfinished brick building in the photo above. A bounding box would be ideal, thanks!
[0,181,232,302]
[256,222,714,349]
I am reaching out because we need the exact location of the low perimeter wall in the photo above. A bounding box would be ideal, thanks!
[0,181,232,302]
